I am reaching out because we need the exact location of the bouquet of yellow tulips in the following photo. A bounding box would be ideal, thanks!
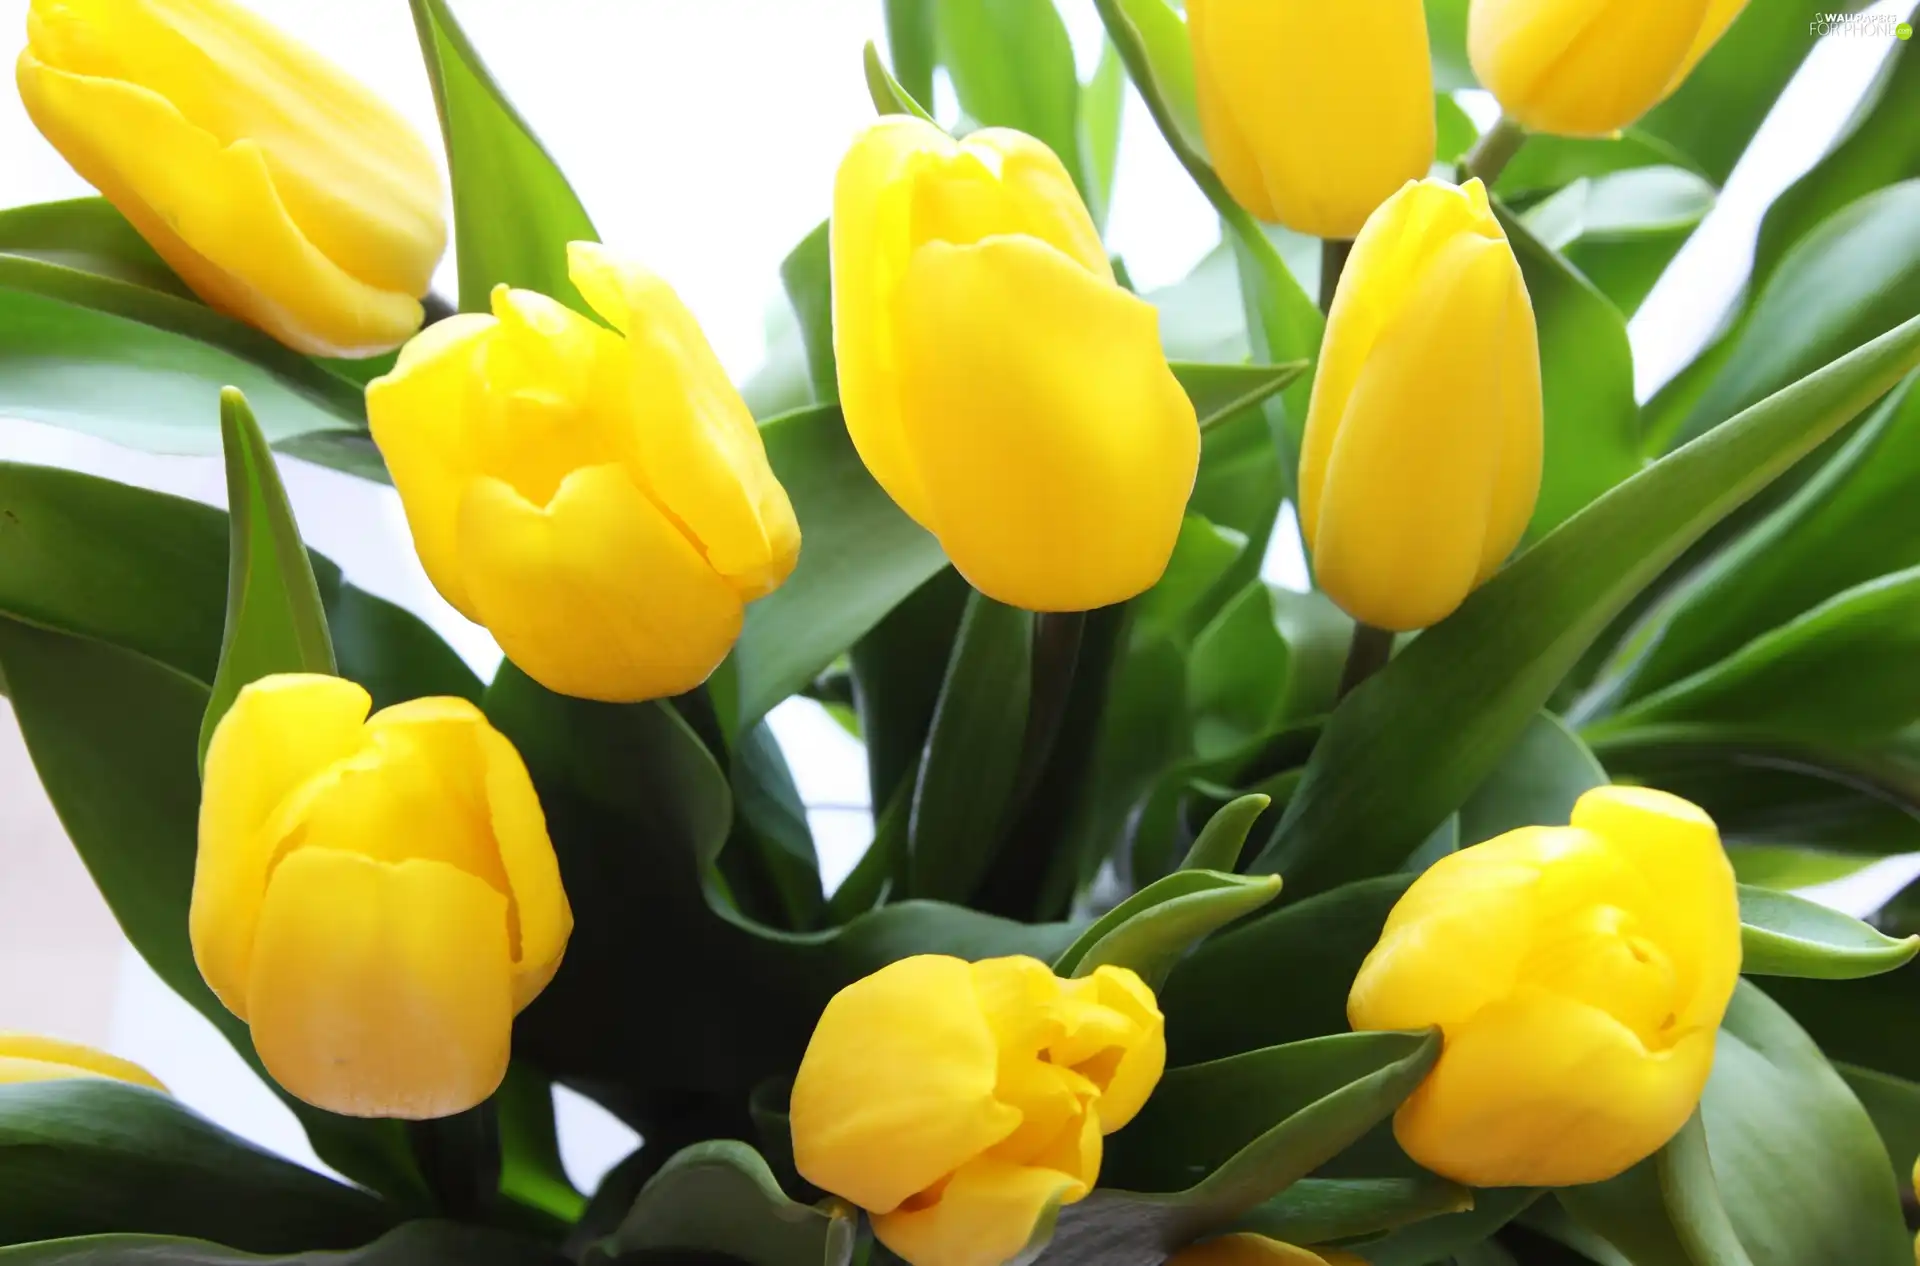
[4,0,1920,1263]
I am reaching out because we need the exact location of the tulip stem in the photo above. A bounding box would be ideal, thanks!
[1319,239,1353,314]
[408,1106,500,1221]
[1337,624,1396,700]
[1461,115,1529,188]
[1015,611,1087,805]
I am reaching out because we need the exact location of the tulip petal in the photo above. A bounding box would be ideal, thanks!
[961,130,1112,281]
[1307,230,1531,630]
[894,235,1197,611]
[1187,0,1433,238]
[1469,0,1707,137]
[874,1156,1087,1266]
[0,1034,166,1091]
[1392,988,1715,1187]
[194,674,371,1020]
[1667,0,1750,93]
[474,723,572,1010]
[246,848,514,1120]
[456,465,743,703]
[1173,1233,1340,1266]
[16,54,423,354]
[567,242,801,600]
[1053,967,1166,1132]
[791,956,1022,1216]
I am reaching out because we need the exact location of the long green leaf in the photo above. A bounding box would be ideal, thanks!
[0,1224,565,1266]
[1249,313,1920,896]
[199,388,336,766]
[0,1080,391,1252]
[1457,713,1607,847]
[935,0,1085,197]
[1738,886,1920,979]
[584,1142,842,1266]
[409,0,598,312]
[1055,868,1282,990]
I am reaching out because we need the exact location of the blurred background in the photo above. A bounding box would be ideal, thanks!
[1,0,1914,1200]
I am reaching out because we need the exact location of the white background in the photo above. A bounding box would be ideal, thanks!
[0,0,1913,1197]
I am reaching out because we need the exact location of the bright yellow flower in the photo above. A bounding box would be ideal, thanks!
[0,1034,166,1092]
[1349,786,1741,1188]
[192,674,571,1120]
[17,0,446,356]
[1171,1232,1368,1265]
[1300,177,1541,632]
[790,955,1166,1266]
[1469,0,1750,138]
[369,242,799,704]
[831,116,1198,612]
[1189,0,1435,239]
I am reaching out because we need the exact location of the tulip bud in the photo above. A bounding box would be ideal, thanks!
[832,116,1198,612]
[1469,0,1750,138]
[1189,0,1435,239]
[1171,1233,1368,1265]
[1349,786,1741,1188]
[17,0,447,356]
[369,242,800,704]
[192,674,571,1119]
[1299,177,1541,632]
[790,955,1165,1266]
[0,1034,166,1092]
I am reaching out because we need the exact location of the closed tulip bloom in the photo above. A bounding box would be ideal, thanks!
[1349,786,1741,1188]
[1300,177,1541,632]
[1172,1233,1368,1265]
[1189,0,1435,238]
[832,116,1198,612]
[1469,0,1750,138]
[17,0,446,356]
[369,242,799,703]
[791,955,1165,1266]
[193,674,571,1119]
[0,1034,166,1092]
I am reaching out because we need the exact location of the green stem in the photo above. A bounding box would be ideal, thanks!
[1460,114,1529,188]
[1337,624,1396,700]
[1013,611,1087,807]
[408,1104,500,1222]
[1319,238,1353,314]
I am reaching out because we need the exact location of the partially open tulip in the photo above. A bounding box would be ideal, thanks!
[0,1034,166,1092]
[832,116,1198,612]
[1469,0,1750,138]
[17,0,446,356]
[369,242,799,703]
[1300,177,1541,632]
[791,955,1165,1266]
[1349,786,1741,1188]
[193,674,571,1119]
[1172,1233,1368,1265]
[1189,0,1434,239]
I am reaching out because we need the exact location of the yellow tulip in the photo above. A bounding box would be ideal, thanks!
[1300,177,1541,632]
[1469,0,1751,138]
[368,242,799,703]
[790,955,1165,1266]
[1189,0,1435,239]
[0,1034,166,1092]
[192,674,571,1120]
[1349,785,1741,1188]
[831,116,1198,612]
[17,0,446,356]
[1171,1232,1368,1265]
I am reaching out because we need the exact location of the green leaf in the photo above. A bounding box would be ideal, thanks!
[199,389,336,766]
[1353,1188,1541,1266]
[1457,713,1607,847]
[883,0,939,106]
[863,39,938,121]
[726,719,826,931]
[1151,244,1249,364]
[1248,312,1920,898]
[0,1080,391,1251]
[409,0,597,313]
[850,568,970,812]
[1618,377,1920,701]
[907,593,1032,902]
[1082,39,1127,229]
[1523,167,1716,317]
[495,1064,585,1226]
[1738,886,1920,980]
[1436,93,1480,165]
[728,405,949,729]
[1172,361,1307,435]
[1187,584,1349,758]
[1163,877,1411,1067]
[935,0,1084,192]
[1498,207,1643,537]
[0,196,192,295]
[1230,1176,1473,1246]
[1562,1113,1751,1266]
[1497,129,1706,202]
[1055,868,1282,989]
[1666,181,1920,449]
[1031,1032,1440,1264]
[586,1142,841,1266]
[1181,793,1273,873]
[0,1224,566,1266]
[1837,1063,1920,1185]
[1727,844,1882,891]
[778,220,834,403]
